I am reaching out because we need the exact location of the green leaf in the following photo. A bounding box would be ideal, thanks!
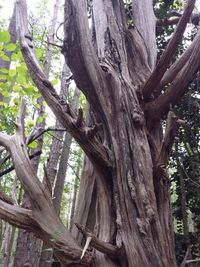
[13,84,21,92]
[13,98,20,106]
[51,79,59,86]
[1,54,10,62]
[0,31,11,43]
[11,53,19,61]
[5,43,16,52]
[1,91,11,98]
[0,68,9,74]
[37,116,45,125]
[0,101,8,107]
[0,74,7,80]
[36,48,43,59]
[9,69,16,77]
[28,140,38,149]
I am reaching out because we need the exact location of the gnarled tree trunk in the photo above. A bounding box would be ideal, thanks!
[1,0,200,266]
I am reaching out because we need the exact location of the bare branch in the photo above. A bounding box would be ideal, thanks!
[157,36,196,93]
[152,28,200,118]
[0,200,36,231]
[63,0,108,119]
[75,223,121,258]
[0,150,42,178]
[143,0,196,99]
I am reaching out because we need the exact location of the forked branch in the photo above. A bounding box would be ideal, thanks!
[153,29,200,118]
[0,101,92,266]
[143,0,196,99]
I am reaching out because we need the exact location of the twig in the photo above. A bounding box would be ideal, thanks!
[56,22,64,42]
[0,151,42,177]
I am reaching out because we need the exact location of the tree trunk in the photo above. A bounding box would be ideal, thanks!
[39,87,80,267]
[53,87,80,214]
[2,224,15,267]
[4,0,199,266]
[63,1,178,266]
[69,162,81,231]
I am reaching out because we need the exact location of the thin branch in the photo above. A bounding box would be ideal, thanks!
[55,22,64,42]
[46,41,62,49]
[26,127,66,145]
[185,259,200,264]
[0,151,42,177]
[143,0,196,99]
[75,223,122,258]
[180,246,191,267]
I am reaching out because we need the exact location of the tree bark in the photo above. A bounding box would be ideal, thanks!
[1,0,200,266]
[2,224,15,267]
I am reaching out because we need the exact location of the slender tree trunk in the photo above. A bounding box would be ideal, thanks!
[53,87,80,214]
[69,163,81,231]
[175,142,189,247]
[13,1,61,266]
[2,224,15,267]
[39,87,80,267]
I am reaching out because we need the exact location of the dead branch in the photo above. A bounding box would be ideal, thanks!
[75,223,122,258]
[143,0,196,99]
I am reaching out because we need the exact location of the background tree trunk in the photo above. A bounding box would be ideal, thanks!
[13,1,61,266]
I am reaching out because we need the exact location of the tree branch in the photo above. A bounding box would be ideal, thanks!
[75,223,122,258]
[63,0,107,119]
[152,28,200,118]
[143,0,196,99]
[0,150,42,178]
[154,110,180,179]
[15,0,111,171]
[0,200,37,231]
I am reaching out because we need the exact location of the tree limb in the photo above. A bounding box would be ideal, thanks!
[63,0,108,119]
[152,28,200,118]
[0,200,37,231]
[0,100,92,266]
[15,0,111,171]
[143,0,196,99]
[75,223,122,258]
